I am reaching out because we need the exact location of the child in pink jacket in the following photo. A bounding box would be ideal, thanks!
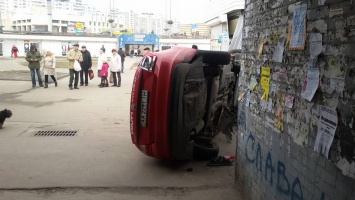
[99,63,109,87]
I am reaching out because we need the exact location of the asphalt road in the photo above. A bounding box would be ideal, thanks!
[0,57,243,200]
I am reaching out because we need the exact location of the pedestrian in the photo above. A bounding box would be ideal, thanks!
[130,49,134,58]
[99,62,109,88]
[66,43,83,90]
[79,45,92,86]
[101,45,106,53]
[11,45,14,58]
[110,48,122,87]
[192,45,198,49]
[42,51,57,88]
[97,49,107,87]
[143,47,151,56]
[25,46,43,88]
[117,48,126,73]
[12,45,18,59]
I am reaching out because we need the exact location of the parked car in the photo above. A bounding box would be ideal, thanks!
[99,31,111,35]
[26,29,50,34]
[130,46,240,160]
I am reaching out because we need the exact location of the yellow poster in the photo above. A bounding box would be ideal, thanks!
[261,67,271,100]
[76,23,83,30]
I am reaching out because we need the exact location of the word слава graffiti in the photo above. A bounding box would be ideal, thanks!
[245,133,322,200]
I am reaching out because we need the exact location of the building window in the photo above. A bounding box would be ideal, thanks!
[89,21,92,25]
[98,22,100,26]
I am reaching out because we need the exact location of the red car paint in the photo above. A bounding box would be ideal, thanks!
[130,46,197,159]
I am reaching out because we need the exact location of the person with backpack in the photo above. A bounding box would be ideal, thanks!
[12,45,18,59]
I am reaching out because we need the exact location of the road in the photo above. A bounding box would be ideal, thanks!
[0,57,243,200]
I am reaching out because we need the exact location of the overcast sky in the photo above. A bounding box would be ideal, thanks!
[86,0,209,23]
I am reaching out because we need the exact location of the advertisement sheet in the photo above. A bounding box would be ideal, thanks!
[261,67,271,100]
[314,106,338,158]
[290,4,307,50]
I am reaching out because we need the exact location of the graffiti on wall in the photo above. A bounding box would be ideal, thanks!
[245,133,326,200]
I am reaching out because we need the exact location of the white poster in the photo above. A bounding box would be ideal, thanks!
[309,33,323,58]
[290,4,307,49]
[326,77,345,94]
[314,106,338,158]
[272,37,286,63]
[301,67,320,101]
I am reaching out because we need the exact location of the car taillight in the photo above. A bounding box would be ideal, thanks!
[139,55,156,72]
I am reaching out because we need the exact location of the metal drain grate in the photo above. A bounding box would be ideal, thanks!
[34,130,77,136]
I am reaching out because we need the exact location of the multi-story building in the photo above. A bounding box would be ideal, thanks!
[204,0,244,51]
[52,0,84,13]
[0,0,166,35]
[177,23,210,38]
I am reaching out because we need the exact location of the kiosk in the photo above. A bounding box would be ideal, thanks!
[117,34,160,56]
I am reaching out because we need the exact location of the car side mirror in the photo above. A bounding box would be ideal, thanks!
[139,55,156,72]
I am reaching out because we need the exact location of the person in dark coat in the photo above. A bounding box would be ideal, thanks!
[25,46,43,87]
[117,48,126,73]
[79,46,92,86]
[101,45,106,53]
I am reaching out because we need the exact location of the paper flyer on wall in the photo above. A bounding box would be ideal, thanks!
[272,37,286,63]
[326,77,345,94]
[301,67,319,101]
[290,4,307,50]
[258,41,265,57]
[246,91,251,107]
[249,77,258,90]
[261,67,271,100]
[309,33,323,58]
[314,106,338,158]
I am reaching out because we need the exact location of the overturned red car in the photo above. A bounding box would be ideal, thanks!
[130,46,239,160]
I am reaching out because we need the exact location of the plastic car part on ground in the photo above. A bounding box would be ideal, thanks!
[207,156,236,166]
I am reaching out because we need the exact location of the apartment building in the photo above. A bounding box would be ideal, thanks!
[1,0,175,35]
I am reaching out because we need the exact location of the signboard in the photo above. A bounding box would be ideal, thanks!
[117,34,160,49]
[75,22,84,35]
[24,40,30,52]
[192,23,198,32]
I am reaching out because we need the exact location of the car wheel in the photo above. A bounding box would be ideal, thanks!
[193,137,219,160]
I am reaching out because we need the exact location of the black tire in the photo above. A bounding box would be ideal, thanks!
[193,137,219,160]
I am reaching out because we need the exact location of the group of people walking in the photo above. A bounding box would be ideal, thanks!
[24,44,126,90]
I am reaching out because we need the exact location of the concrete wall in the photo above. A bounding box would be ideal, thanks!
[236,0,355,200]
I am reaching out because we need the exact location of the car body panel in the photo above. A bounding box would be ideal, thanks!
[130,46,234,160]
[130,46,197,159]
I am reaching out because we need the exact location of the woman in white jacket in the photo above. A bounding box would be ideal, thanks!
[43,51,57,88]
[110,48,122,87]
[97,50,107,87]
